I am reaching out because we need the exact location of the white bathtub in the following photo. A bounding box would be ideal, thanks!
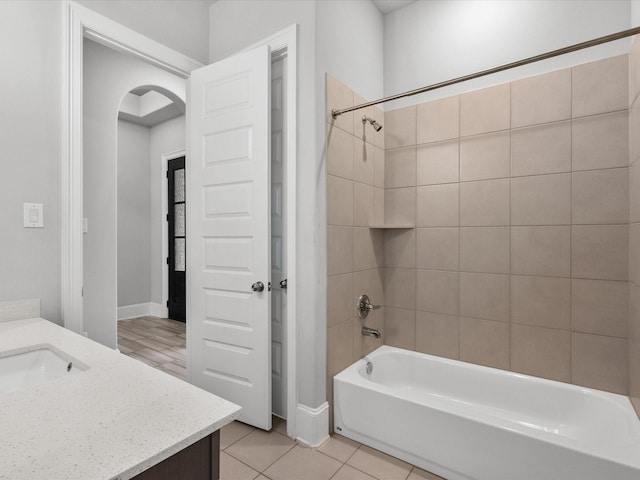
[333,345,640,480]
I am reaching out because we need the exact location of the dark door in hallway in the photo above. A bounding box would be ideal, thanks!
[168,156,186,322]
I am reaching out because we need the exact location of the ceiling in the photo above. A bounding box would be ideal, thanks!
[118,90,185,127]
[129,86,153,97]
[370,0,417,15]
[207,0,417,16]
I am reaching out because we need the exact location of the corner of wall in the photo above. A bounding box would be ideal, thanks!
[294,402,330,447]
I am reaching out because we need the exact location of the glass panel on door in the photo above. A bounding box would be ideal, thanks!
[168,157,186,321]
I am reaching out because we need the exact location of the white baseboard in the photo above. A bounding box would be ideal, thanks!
[117,302,165,321]
[149,302,168,318]
[294,402,329,447]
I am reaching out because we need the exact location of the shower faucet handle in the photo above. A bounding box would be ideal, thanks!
[357,294,380,320]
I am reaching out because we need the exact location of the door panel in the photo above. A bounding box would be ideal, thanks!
[188,45,272,430]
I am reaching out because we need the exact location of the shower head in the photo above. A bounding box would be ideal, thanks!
[362,115,383,132]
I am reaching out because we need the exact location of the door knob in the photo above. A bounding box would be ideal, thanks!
[251,281,265,292]
[279,278,288,289]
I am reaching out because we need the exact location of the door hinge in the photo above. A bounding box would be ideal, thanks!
[166,213,169,222]
[166,171,169,179]
[166,300,169,307]
[166,257,169,265]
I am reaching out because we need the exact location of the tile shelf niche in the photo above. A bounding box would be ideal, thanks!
[368,224,415,229]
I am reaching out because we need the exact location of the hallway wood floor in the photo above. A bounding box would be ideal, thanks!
[117,316,187,381]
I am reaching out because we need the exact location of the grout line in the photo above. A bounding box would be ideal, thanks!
[225,449,269,475]
[508,80,514,372]
[456,94,462,360]
[395,107,626,152]
[381,165,631,191]
[220,452,262,478]
[569,65,575,385]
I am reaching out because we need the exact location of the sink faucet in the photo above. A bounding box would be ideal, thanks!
[361,326,381,338]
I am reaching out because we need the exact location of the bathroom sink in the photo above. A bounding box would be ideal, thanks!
[0,346,86,394]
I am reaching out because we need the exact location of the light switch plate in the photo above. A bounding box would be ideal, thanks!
[24,203,43,228]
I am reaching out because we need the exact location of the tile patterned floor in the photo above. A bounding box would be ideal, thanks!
[118,316,447,480]
[220,418,447,480]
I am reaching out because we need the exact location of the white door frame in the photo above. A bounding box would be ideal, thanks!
[61,1,299,437]
[61,0,202,336]
[240,27,298,439]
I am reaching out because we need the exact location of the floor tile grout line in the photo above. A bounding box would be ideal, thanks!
[225,429,296,474]
[259,440,297,473]
[220,449,262,478]
[220,426,255,452]
[224,447,270,474]
[342,444,416,480]
[345,459,412,480]
[315,443,359,466]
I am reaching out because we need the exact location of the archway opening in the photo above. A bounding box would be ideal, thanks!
[115,85,188,380]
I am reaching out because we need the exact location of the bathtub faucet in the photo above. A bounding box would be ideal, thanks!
[361,326,381,338]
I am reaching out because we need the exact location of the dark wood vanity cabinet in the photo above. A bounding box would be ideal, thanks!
[132,430,220,480]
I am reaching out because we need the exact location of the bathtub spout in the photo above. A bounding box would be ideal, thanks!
[362,326,381,338]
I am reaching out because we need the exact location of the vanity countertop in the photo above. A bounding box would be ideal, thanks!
[0,317,240,480]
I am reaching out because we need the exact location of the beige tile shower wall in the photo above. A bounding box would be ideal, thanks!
[629,38,640,418]
[326,76,385,428]
[384,54,630,395]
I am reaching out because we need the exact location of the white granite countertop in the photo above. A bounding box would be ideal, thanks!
[0,318,241,480]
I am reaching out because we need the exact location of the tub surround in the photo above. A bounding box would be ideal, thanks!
[327,48,640,428]
[629,36,640,419]
[326,75,386,430]
[0,316,239,480]
[381,53,631,395]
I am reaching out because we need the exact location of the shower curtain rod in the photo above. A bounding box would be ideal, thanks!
[331,26,640,119]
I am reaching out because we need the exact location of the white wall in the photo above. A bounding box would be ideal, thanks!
[0,0,204,327]
[384,0,633,109]
[117,115,185,311]
[633,0,640,25]
[83,38,185,348]
[149,115,185,306]
[76,0,210,64]
[0,1,62,323]
[316,0,384,102]
[117,120,151,308]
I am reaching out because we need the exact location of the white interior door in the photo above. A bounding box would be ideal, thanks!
[187,45,272,430]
